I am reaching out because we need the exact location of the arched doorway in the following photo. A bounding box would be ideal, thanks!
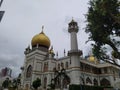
[100,78,111,86]
[25,84,29,90]
[44,77,47,89]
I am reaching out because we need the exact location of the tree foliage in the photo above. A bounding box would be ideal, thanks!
[32,78,41,90]
[85,0,120,66]
[2,78,10,88]
[12,79,18,89]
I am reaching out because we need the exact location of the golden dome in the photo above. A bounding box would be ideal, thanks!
[49,46,54,54]
[31,31,50,48]
[89,55,95,62]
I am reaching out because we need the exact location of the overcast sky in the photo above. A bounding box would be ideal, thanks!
[0,0,92,77]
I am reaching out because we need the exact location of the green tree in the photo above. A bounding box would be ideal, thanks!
[2,78,10,88]
[12,79,18,89]
[85,0,120,66]
[32,78,41,90]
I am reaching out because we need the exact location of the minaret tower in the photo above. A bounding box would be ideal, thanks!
[68,19,82,84]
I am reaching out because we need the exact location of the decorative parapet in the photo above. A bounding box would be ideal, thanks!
[68,49,82,56]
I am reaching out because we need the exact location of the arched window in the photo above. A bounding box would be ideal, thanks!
[86,77,92,85]
[80,77,84,85]
[58,63,60,70]
[66,62,68,69]
[104,67,107,73]
[46,62,48,71]
[100,78,111,86]
[44,62,48,72]
[93,79,98,86]
[43,63,46,72]
[26,65,32,78]
[54,72,70,88]
[61,62,64,69]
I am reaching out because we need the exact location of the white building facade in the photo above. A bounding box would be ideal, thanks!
[21,20,120,90]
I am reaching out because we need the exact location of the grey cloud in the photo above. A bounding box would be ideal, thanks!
[0,53,23,77]
[0,0,90,77]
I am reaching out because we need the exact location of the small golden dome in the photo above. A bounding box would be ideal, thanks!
[31,31,50,48]
[49,46,54,54]
[89,55,95,62]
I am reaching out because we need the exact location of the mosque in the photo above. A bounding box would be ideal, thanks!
[20,19,120,89]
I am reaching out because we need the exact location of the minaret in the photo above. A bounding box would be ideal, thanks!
[68,19,82,84]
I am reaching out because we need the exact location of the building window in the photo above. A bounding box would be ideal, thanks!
[86,77,92,85]
[70,57,71,64]
[80,77,84,85]
[104,67,107,73]
[100,78,111,86]
[61,62,64,69]
[80,62,83,71]
[46,62,48,71]
[44,77,47,88]
[92,67,100,74]
[58,63,60,70]
[44,62,48,72]
[43,63,46,72]
[66,62,68,69]
[85,64,91,72]
[26,65,32,78]
[93,79,98,86]
[53,67,56,71]
[25,84,29,90]
[113,70,116,80]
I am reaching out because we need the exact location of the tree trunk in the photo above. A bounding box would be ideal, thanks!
[106,40,120,59]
